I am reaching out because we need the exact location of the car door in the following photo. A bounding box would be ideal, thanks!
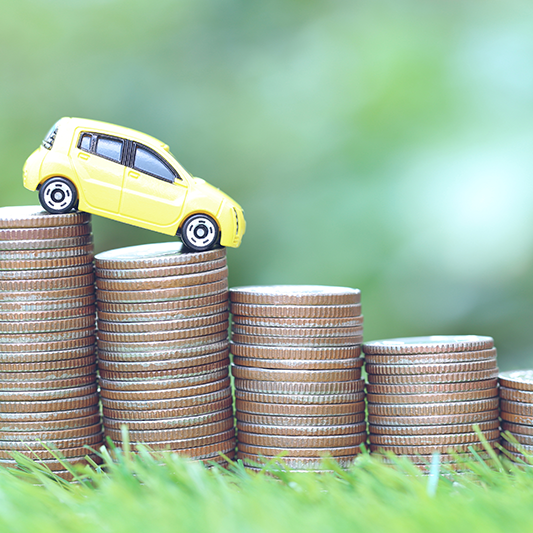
[119,143,188,227]
[70,132,125,213]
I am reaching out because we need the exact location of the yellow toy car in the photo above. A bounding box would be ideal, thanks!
[23,117,245,251]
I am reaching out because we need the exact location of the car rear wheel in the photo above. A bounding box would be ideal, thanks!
[181,214,220,251]
[39,177,78,214]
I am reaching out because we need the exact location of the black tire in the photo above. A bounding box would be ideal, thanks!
[38,177,78,214]
[181,214,220,251]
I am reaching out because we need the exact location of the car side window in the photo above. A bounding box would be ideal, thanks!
[133,146,176,183]
[79,133,92,152]
[95,137,123,163]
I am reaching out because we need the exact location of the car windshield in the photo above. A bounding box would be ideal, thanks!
[42,122,59,150]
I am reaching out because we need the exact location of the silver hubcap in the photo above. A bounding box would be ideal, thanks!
[185,217,216,248]
[44,181,73,210]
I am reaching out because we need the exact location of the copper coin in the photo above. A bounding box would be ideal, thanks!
[0,254,94,270]
[234,380,364,396]
[499,440,533,453]
[231,302,362,318]
[97,340,229,363]
[0,357,96,372]
[367,388,498,404]
[232,356,364,371]
[0,206,90,228]
[0,365,96,382]
[500,399,533,416]
[501,421,533,436]
[101,386,232,411]
[232,315,364,328]
[98,349,229,372]
[0,296,95,313]
[500,411,533,425]
[499,370,533,392]
[0,454,101,470]
[0,443,103,460]
[369,429,499,446]
[236,421,367,437]
[362,336,494,355]
[0,393,99,413]
[367,369,499,384]
[237,442,364,458]
[0,345,95,364]
[368,398,499,416]
[237,431,367,448]
[0,305,96,323]
[95,242,225,269]
[96,257,227,279]
[0,273,94,292]
[365,348,497,365]
[0,335,96,353]
[497,450,530,462]
[232,324,364,338]
[230,343,361,360]
[99,373,229,393]
[0,413,101,432]
[103,406,233,431]
[236,412,366,427]
[236,452,360,469]
[0,236,92,252]
[502,433,533,446]
[97,302,228,323]
[0,223,91,241]
[103,397,233,421]
[366,380,498,395]
[0,285,94,302]
[97,321,228,343]
[0,384,97,401]
[232,365,362,382]
[0,264,93,281]
[96,267,228,291]
[0,327,95,344]
[124,438,236,460]
[107,429,235,449]
[0,432,103,451]
[366,359,497,375]
[105,418,234,442]
[231,333,363,347]
[368,440,497,455]
[98,312,229,333]
[236,399,364,416]
[370,420,500,436]
[235,390,365,405]
[96,293,228,314]
[96,279,228,303]
[375,452,493,464]
[97,331,228,353]
[0,375,96,392]
[229,286,361,306]
[0,405,99,422]
[0,315,95,334]
[499,387,533,403]
[368,409,499,426]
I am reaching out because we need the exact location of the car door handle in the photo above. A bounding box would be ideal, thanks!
[78,152,89,160]
[128,171,140,179]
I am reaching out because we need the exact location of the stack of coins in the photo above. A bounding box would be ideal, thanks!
[0,206,102,480]
[499,370,533,461]
[230,285,365,471]
[95,242,235,465]
[363,336,500,468]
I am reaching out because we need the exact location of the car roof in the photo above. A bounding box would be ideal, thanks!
[61,117,170,152]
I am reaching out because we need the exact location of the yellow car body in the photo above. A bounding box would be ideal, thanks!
[23,117,245,250]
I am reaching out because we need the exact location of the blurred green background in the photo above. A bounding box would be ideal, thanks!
[1,0,532,370]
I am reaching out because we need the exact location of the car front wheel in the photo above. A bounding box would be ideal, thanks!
[181,214,220,251]
[39,177,78,214]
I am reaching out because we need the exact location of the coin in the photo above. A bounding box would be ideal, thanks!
[236,412,366,427]
[232,365,362,382]
[370,420,499,435]
[500,399,533,416]
[236,400,365,416]
[231,324,364,338]
[368,440,497,454]
[499,387,533,403]
[230,343,361,360]
[0,413,101,432]
[502,433,533,446]
[369,430,499,446]
[130,438,236,459]
[235,379,364,395]
[367,369,499,384]
[368,398,499,416]
[0,443,103,460]
[96,257,227,279]
[230,302,362,318]
[499,370,533,392]
[374,452,493,464]
[0,273,94,292]
[0,393,99,413]
[0,327,95,344]
[236,422,367,437]
[364,348,497,365]
[237,431,367,448]
[0,346,95,364]
[237,442,364,458]
[366,360,497,375]
[0,432,103,451]
[0,305,96,322]
[366,380,498,395]
[0,315,95,334]
[0,336,96,353]
[0,285,94,302]
[0,206,90,228]
[0,454,101,470]
[232,356,364,371]
[362,336,494,355]
[499,411,533,425]
[236,453,360,469]
[0,237,93,253]
[0,405,99,422]
[0,384,97,401]
[232,315,364,328]
[231,333,363,347]
[235,390,365,405]
[499,441,533,453]
[0,224,91,241]
[0,295,96,312]
[367,388,498,404]
[0,254,94,270]
[368,409,500,426]
[107,429,235,449]
[501,421,533,436]
[0,365,96,382]
[0,356,96,372]
[0,375,96,392]
[229,286,361,306]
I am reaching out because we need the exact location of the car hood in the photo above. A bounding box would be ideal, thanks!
[191,177,243,208]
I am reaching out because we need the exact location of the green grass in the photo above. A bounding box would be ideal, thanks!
[0,436,533,533]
